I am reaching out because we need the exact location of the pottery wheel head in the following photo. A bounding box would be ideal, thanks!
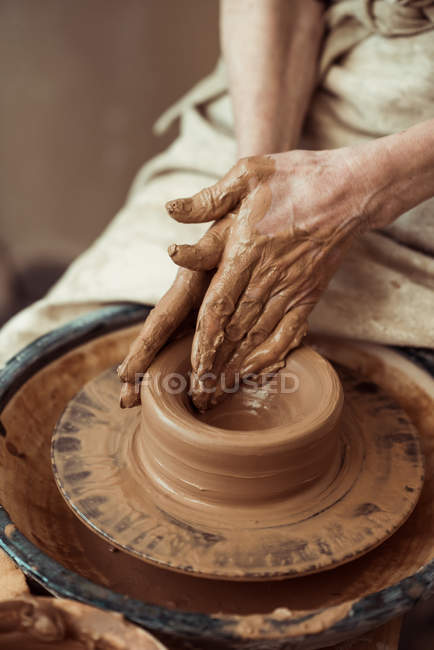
[51,336,424,581]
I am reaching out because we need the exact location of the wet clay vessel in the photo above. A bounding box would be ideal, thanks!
[0,306,433,650]
[51,331,424,580]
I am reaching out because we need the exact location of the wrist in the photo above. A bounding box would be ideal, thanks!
[224,0,324,158]
[237,123,292,158]
[346,120,434,231]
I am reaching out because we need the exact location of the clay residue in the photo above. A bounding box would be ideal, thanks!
[229,600,354,640]
[0,597,165,649]
[4,524,16,539]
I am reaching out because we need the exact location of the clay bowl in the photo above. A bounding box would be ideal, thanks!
[138,336,344,513]
[0,305,433,650]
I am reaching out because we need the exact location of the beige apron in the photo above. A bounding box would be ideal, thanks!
[1,0,433,367]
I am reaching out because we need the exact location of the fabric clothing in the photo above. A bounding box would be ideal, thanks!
[1,0,433,367]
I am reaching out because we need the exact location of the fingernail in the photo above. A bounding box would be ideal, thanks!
[120,382,141,409]
[191,391,209,413]
[168,243,178,258]
[117,361,127,379]
[166,198,192,215]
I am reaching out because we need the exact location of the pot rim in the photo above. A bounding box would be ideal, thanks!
[143,334,344,452]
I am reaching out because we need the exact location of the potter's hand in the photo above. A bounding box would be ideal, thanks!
[117,213,235,407]
[117,268,210,407]
[166,150,370,410]
[119,118,434,410]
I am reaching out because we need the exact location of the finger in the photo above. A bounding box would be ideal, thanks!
[189,370,219,412]
[205,248,325,404]
[223,263,281,343]
[118,268,208,406]
[205,296,288,408]
[240,303,312,378]
[189,249,257,409]
[165,165,245,224]
[237,237,348,380]
[118,267,208,383]
[168,217,231,271]
[190,243,315,409]
[227,233,352,386]
[120,381,141,409]
[203,294,297,408]
[195,265,281,408]
[238,268,315,350]
[191,248,257,376]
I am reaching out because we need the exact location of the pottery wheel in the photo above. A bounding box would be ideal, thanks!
[51,355,424,581]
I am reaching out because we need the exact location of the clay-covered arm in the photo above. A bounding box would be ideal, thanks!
[167,118,434,410]
[221,0,324,156]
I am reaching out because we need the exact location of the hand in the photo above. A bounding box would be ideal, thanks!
[164,149,372,410]
[119,120,434,410]
[117,267,210,407]
[119,148,371,410]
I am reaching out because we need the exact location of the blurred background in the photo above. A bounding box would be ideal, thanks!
[0,2,432,647]
[0,0,219,324]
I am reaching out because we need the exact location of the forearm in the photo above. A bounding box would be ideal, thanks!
[347,119,434,230]
[220,0,324,157]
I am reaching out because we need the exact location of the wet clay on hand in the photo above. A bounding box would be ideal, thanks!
[168,153,369,410]
[120,150,372,410]
[117,268,210,408]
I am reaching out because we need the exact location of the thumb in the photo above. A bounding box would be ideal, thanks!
[168,220,229,271]
[165,164,245,224]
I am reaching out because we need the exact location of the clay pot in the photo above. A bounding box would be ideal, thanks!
[137,336,343,514]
